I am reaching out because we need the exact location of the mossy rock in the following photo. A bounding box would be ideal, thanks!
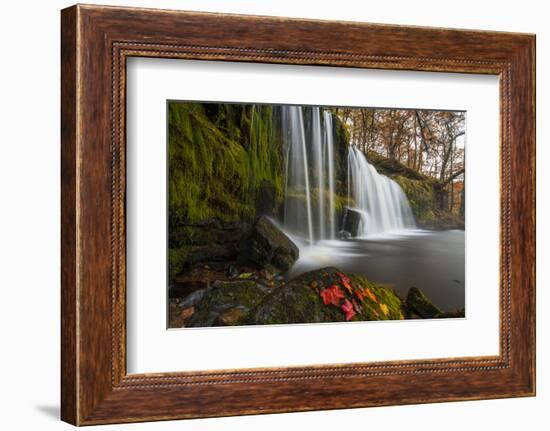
[239,216,299,273]
[437,308,465,318]
[168,244,238,283]
[188,280,270,327]
[393,176,436,224]
[406,287,442,318]
[247,267,405,325]
[169,219,247,248]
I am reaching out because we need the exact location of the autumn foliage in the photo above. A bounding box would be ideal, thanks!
[317,271,381,321]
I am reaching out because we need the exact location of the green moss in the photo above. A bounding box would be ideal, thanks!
[190,280,270,327]
[393,176,437,225]
[168,102,284,226]
[168,247,190,282]
[366,150,426,180]
[249,285,327,325]
[406,286,442,318]
[349,274,405,320]
[247,267,405,325]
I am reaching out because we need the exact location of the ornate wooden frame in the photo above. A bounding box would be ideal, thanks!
[61,4,536,425]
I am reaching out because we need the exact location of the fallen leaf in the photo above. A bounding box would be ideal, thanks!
[180,306,195,320]
[380,303,389,316]
[354,288,365,302]
[218,308,243,325]
[363,287,378,303]
[341,299,356,321]
[319,285,345,306]
[309,281,318,289]
[336,272,354,294]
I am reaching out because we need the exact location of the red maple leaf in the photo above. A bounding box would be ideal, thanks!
[336,272,353,294]
[319,285,345,306]
[354,288,365,302]
[341,299,356,321]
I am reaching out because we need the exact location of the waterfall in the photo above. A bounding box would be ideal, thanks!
[347,146,416,237]
[282,106,337,242]
[324,111,336,239]
[311,107,325,239]
[283,106,314,243]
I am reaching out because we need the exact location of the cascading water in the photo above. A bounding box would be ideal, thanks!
[323,111,336,239]
[347,146,416,237]
[282,106,337,243]
[282,106,314,243]
[311,107,325,239]
[282,106,414,242]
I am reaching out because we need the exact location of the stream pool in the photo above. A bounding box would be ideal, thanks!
[288,229,465,312]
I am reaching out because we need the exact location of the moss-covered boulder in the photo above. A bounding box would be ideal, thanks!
[406,287,442,318]
[168,243,238,283]
[247,267,404,325]
[239,216,299,274]
[168,267,460,327]
[187,280,271,327]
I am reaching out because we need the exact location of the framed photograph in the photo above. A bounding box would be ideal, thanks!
[61,4,535,425]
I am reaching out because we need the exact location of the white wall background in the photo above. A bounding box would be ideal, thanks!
[0,0,546,429]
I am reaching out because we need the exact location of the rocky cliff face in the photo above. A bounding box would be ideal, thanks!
[168,103,285,283]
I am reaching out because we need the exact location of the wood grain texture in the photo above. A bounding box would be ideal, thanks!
[60,5,78,425]
[60,4,536,425]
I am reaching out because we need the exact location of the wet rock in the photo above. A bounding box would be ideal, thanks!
[187,244,237,263]
[170,264,228,298]
[168,244,238,283]
[169,218,247,248]
[406,287,442,318]
[188,280,270,327]
[226,265,239,278]
[341,207,362,237]
[211,279,257,289]
[247,267,404,325]
[239,216,299,274]
[437,308,465,318]
[338,230,352,240]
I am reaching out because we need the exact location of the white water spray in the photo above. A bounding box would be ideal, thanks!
[347,146,416,237]
[282,106,337,242]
